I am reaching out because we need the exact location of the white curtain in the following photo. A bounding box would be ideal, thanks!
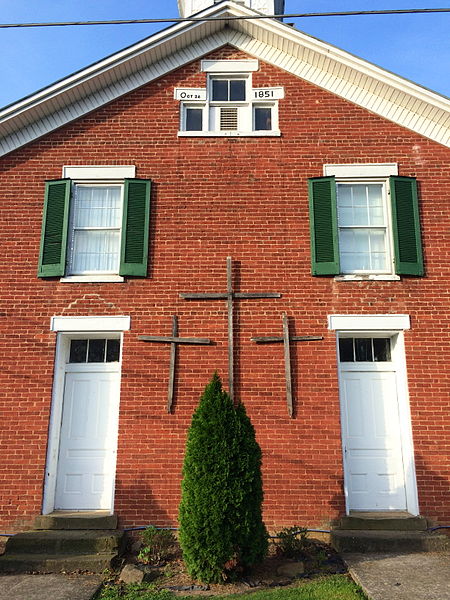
[70,186,121,273]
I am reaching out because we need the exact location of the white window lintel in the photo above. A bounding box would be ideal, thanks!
[51,316,131,332]
[201,59,259,73]
[323,163,398,178]
[62,165,136,179]
[328,314,410,331]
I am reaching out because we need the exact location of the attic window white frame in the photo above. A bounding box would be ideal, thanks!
[178,59,281,137]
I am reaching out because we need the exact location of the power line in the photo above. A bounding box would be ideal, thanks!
[0,8,450,29]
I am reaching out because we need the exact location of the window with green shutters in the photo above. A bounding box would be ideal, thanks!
[38,177,151,279]
[308,175,423,277]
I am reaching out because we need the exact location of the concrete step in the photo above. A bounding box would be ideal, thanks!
[34,512,117,530]
[5,530,124,555]
[339,514,428,531]
[331,530,449,554]
[0,552,116,574]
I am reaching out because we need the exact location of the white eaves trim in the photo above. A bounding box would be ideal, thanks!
[1,1,450,155]
[51,316,131,332]
[328,314,411,331]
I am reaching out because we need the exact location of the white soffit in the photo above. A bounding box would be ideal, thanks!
[328,314,411,331]
[1,0,450,156]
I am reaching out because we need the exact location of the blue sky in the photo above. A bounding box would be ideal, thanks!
[0,0,449,109]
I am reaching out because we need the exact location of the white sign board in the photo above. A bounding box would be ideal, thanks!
[253,87,285,100]
[174,88,207,101]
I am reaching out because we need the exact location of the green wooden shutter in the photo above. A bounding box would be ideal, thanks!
[37,179,71,277]
[119,178,151,277]
[308,176,340,275]
[390,176,424,276]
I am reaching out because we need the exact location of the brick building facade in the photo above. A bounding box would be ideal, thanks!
[0,1,449,533]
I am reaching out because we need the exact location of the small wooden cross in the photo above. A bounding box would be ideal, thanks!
[252,313,323,418]
[139,315,212,413]
[180,257,281,403]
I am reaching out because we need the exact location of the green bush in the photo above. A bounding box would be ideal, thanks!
[179,373,268,583]
[274,526,310,559]
[138,526,177,564]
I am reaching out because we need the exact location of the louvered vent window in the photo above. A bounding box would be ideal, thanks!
[220,107,239,131]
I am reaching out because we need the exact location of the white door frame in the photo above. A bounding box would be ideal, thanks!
[43,316,130,515]
[328,314,419,516]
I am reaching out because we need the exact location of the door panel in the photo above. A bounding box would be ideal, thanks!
[55,370,119,510]
[341,370,407,511]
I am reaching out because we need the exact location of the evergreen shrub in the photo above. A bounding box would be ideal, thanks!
[179,373,268,583]
[138,526,177,564]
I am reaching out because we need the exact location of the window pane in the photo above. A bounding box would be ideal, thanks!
[339,229,371,271]
[369,230,387,270]
[352,186,369,225]
[75,186,121,228]
[69,339,87,363]
[229,79,246,101]
[212,79,228,101]
[254,107,272,130]
[88,339,106,362]
[367,185,384,225]
[355,338,373,361]
[373,338,391,361]
[338,184,385,228]
[337,185,362,227]
[106,339,120,362]
[72,230,120,273]
[185,108,203,131]
[339,338,354,362]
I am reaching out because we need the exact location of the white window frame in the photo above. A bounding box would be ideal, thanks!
[324,163,400,281]
[178,59,281,137]
[60,166,135,283]
[66,182,124,278]
[181,103,207,133]
[253,102,278,132]
[336,178,394,276]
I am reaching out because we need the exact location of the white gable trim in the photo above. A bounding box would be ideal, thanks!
[1,1,450,155]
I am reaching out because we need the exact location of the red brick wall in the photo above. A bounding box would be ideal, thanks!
[0,46,449,532]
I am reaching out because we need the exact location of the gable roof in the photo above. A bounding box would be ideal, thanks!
[1,0,450,156]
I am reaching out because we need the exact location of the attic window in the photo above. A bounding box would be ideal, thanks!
[176,59,282,137]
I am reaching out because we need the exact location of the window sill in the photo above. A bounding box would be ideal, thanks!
[60,275,125,283]
[178,130,281,137]
[335,274,401,281]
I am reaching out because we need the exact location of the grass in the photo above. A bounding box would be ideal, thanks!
[97,574,367,600]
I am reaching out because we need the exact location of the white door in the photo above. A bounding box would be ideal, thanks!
[339,337,407,511]
[55,366,120,510]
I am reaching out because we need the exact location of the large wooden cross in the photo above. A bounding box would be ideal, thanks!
[180,257,281,402]
[139,315,212,413]
[252,313,323,418]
